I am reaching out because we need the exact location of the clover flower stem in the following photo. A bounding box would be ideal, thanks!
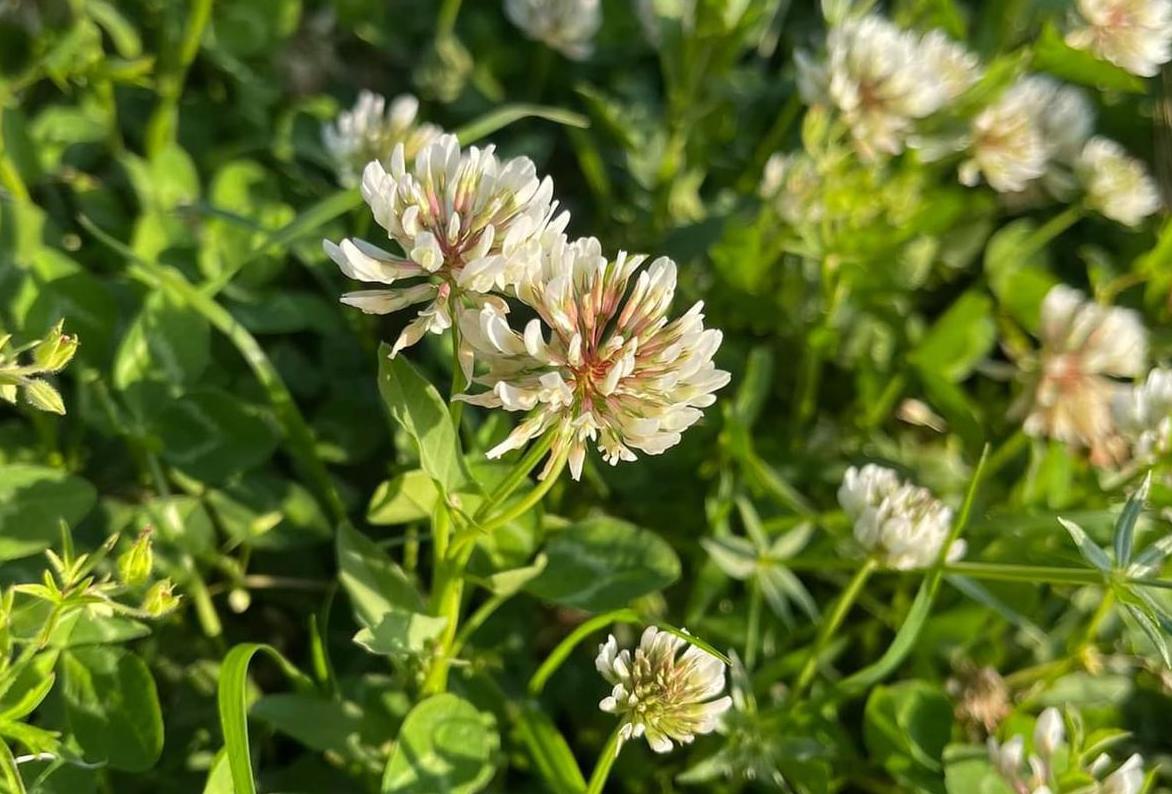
[437,0,463,37]
[794,556,879,696]
[584,725,624,794]
[1018,205,1084,262]
[474,433,557,523]
[450,593,507,658]
[449,319,467,432]
[985,430,1029,479]
[529,609,643,696]
[479,450,568,534]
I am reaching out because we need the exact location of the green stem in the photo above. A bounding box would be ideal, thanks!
[479,451,567,534]
[474,433,556,522]
[437,0,463,37]
[448,316,466,431]
[794,557,878,695]
[1075,588,1115,653]
[529,608,642,696]
[745,579,762,670]
[985,430,1029,478]
[1019,205,1083,260]
[941,562,1105,587]
[146,0,213,156]
[450,594,507,658]
[584,727,623,794]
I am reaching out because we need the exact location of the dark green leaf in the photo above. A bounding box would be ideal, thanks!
[381,694,499,794]
[0,465,96,561]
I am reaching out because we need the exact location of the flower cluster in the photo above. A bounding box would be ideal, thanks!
[1114,367,1172,461]
[326,125,727,477]
[1015,285,1148,465]
[1076,137,1163,226]
[322,91,442,188]
[1067,0,1172,77]
[797,15,980,159]
[325,133,566,356]
[595,627,732,754]
[759,152,825,227]
[988,707,1144,794]
[837,464,961,569]
[505,0,602,60]
[960,75,1093,196]
[457,236,729,479]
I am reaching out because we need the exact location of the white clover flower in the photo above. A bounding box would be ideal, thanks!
[1076,137,1162,226]
[1033,707,1065,760]
[322,91,442,188]
[799,15,980,159]
[1067,0,1172,77]
[323,133,566,357]
[960,76,1093,194]
[1018,285,1148,463]
[457,236,729,480]
[837,464,961,569]
[1114,367,1172,460]
[505,0,602,60]
[595,628,732,754]
[1102,754,1145,794]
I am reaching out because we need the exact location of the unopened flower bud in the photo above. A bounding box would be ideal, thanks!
[32,323,79,373]
[141,580,181,617]
[118,528,154,587]
[1033,707,1064,759]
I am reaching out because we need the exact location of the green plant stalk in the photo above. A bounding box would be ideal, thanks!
[793,556,878,695]
[1075,588,1115,653]
[529,608,642,696]
[1018,205,1083,261]
[449,317,467,430]
[146,0,213,156]
[474,433,556,522]
[584,727,623,794]
[480,452,567,534]
[745,578,762,670]
[437,0,463,37]
[450,593,507,658]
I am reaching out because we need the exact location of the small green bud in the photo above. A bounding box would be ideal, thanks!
[141,580,181,617]
[117,528,154,586]
[23,379,66,415]
[32,323,79,373]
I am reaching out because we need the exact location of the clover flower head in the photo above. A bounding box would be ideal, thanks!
[1076,137,1162,226]
[989,709,1144,794]
[1018,285,1148,462]
[323,133,565,357]
[1067,0,1172,77]
[595,628,732,754]
[1114,367,1172,460]
[961,76,1093,194]
[457,236,729,480]
[800,15,980,159]
[322,91,442,188]
[505,0,602,60]
[759,152,824,226]
[838,464,960,569]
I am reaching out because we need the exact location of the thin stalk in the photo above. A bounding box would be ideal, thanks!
[745,579,762,670]
[146,0,213,156]
[437,0,463,37]
[450,594,507,658]
[1018,205,1083,261]
[793,557,878,695]
[1075,589,1115,652]
[448,318,466,431]
[474,433,556,522]
[529,608,642,696]
[479,451,566,534]
[584,727,623,794]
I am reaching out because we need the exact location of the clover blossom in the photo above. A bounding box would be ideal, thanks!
[838,464,961,569]
[798,15,980,159]
[595,628,732,754]
[759,152,824,226]
[988,708,1144,794]
[1016,285,1148,463]
[960,76,1093,194]
[322,91,442,187]
[1114,367,1172,461]
[505,0,602,60]
[1076,137,1162,226]
[1067,0,1172,77]
[457,235,729,479]
[324,133,566,357]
